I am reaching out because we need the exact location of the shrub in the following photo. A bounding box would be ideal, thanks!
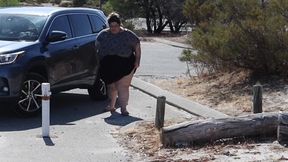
[182,0,288,75]
[72,0,87,7]
[123,20,135,31]
[102,1,113,15]
[50,0,62,5]
[0,0,19,6]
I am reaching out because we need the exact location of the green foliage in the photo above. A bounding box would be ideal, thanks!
[36,0,49,3]
[108,0,139,19]
[182,0,288,75]
[107,0,186,33]
[102,1,113,15]
[123,20,135,31]
[163,0,187,33]
[50,0,61,4]
[72,0,87,7]
[0,0,19,6]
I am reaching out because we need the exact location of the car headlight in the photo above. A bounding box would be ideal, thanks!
[0,51,24,65]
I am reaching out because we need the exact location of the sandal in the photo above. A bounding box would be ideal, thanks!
[121,110,129,116]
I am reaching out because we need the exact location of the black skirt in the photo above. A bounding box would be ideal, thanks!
[99,54,135,85]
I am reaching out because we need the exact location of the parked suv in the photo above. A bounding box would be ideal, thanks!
[0,7,108,116]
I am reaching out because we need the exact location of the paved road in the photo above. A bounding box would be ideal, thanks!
[135,41,194,79]
[0,40,196,161]
[0,88,194,162]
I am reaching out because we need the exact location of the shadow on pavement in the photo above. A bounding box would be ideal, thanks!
[43,137,55,146]
[0,92,108,131]
[104,112,142,126]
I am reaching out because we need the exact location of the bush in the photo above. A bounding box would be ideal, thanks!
[50,0,61,5]
[102,1,113,15]
[183,0,288,75]
[0,0,19,6]
[123,20,135,31]
[72,0,87,7]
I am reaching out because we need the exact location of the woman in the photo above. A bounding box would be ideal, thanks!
[96,12,141,116]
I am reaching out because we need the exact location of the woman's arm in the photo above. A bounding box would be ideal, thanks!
[134,42,141,68]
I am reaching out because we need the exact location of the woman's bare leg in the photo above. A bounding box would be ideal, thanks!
[107,83,117,111]
[115,71,134,115]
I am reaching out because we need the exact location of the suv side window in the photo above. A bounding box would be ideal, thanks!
[89,15,106,33]
[49,15,72,38]
[69,14,92,37]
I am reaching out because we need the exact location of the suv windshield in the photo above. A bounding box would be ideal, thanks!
[0,14,47,41]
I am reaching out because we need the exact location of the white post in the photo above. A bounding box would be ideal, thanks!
[41,83,51,138]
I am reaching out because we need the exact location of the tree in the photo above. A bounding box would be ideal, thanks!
[86,0,102,8]
[182,0,288,75]
[137,0,186,33]
[108,0,140,19]
[108,0,185,34]
[163,0,187,33]
[102,0,113,14]
[73,0,88,7]
[50,0,62,5]
[143,0,168,33]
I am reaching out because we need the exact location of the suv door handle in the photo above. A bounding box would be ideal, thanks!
[73,45,79,50]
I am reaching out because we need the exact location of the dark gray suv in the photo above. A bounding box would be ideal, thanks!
[0,7,108,116]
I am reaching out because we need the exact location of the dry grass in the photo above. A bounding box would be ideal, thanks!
[149,69,288,117]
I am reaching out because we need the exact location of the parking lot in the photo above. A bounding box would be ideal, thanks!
[0,87,194,162]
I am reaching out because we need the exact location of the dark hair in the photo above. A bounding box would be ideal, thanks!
[107,12,121,25]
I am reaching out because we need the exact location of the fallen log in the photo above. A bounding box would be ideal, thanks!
[278,113,288,145]
[161,112,281,147]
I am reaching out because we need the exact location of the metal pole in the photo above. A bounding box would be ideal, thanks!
[42,83,51,138]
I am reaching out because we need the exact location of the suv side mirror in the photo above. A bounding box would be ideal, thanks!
[46,30,67,42]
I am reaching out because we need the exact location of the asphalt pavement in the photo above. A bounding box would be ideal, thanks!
[0,88,195,162]
[135,41,193,79]
[134,39,228,118]
[0,38,227,162]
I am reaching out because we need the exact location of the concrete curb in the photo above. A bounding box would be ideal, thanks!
[131,77,229,119]
[152,38,193,50]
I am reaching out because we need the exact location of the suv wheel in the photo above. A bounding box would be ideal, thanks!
[88,78,107,101]
[15,73,47,116]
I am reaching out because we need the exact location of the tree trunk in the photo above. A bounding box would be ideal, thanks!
[168,20,175,33]
[161,112,280,147]
[150,7,157,32]
[277,113,288,145]
[146,16,152,33]
[155,21,169,34]
[143,0,153,33]
[174,21,186,33]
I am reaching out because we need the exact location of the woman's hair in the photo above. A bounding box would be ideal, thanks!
[107,12,121,25]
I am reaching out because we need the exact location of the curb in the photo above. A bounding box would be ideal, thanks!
[152,38,193,50]
[131,77,229,119]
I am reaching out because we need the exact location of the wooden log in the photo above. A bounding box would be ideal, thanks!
[252,84,263,113]
[278,113,288,145]
[161,112,280,147]
[155,96,166,130]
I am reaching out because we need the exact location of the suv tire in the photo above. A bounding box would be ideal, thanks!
[88,78,107,101]
[15,73,47,117]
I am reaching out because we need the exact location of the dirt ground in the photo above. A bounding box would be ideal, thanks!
[115,35,288,161]
[150,69,288,117]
